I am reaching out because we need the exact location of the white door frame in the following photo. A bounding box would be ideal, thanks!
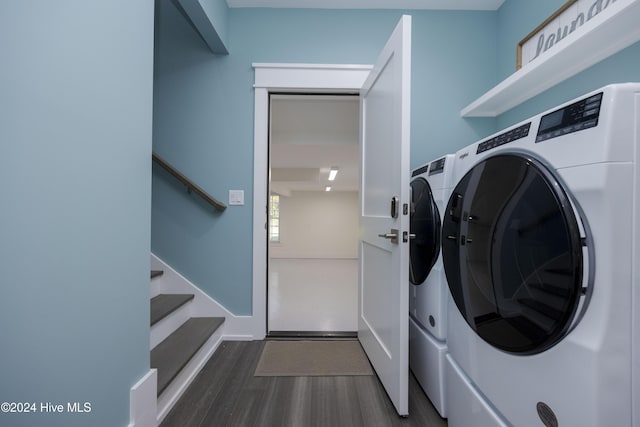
[251,63,372,338]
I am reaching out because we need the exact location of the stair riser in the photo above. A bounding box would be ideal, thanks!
[156,324,225,424]
[151,305,192,349]
[151,294,194,327]
[151,275,164,298]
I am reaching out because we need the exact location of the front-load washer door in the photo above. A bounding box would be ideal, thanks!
[409,177,440,285]
[442,154,589,355]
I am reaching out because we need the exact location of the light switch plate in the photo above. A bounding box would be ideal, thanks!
[229,190,244,205]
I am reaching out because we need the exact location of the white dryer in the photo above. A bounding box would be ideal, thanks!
[408,154,455,418]
[442,84,639,427]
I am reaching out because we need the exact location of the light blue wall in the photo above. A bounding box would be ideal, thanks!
[0,2,154,427]
[152,3,497,314]
[411,11,497,158]
[495,0,640,127]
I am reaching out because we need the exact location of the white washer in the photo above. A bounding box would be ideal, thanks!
[408,154,455,418]
[442,83,639,427]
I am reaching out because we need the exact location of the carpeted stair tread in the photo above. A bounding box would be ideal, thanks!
[151,270,164,279]
[151,317,225,396]
[150,294,195,326]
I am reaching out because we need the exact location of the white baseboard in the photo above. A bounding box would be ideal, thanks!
[128,369,157,427]
[150,253,262,339]
[156,326,225,424]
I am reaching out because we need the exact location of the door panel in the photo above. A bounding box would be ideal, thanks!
[358,15,411,416]
[409,177,441,285]
[361,240,394,354]
[442,154,588,355]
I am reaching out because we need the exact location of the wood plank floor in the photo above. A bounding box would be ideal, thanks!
[161,340,448,427]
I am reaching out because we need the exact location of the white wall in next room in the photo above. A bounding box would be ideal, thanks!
[270,190,359,260]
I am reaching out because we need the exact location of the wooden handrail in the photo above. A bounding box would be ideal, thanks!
[152,152,227,212]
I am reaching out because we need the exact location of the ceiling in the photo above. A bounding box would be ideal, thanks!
[227,0,505,10]
[270,94,359,195]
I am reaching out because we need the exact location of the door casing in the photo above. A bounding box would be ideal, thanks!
[252,64,372,338]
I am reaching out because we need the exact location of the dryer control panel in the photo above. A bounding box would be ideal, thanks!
[536,92,603,142]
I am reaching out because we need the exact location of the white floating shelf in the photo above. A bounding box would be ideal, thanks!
[461,0,640,117]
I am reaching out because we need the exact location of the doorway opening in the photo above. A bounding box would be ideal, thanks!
[267,93,360,337]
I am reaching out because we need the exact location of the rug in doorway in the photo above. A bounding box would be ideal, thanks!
[254,340,374,377]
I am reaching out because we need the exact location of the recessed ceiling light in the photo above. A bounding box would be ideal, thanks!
[325,186,332,192]
[328,167,339,181]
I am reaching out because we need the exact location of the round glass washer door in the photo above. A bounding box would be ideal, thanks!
[442,153,590,355]
[409,177,441,285]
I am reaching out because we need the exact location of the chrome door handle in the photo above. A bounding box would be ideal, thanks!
[378,228,399,244]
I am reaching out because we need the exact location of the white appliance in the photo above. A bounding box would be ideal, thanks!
[442,83,639,427]
[408,154,455,418]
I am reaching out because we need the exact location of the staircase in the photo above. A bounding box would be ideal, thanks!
[150,270,225,422]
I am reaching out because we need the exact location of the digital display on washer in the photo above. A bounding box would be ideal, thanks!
[476,122,531,154]
[428,157,446,175]
[536,92,602,142]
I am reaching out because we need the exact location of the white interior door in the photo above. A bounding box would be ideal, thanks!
[358,15,411,416]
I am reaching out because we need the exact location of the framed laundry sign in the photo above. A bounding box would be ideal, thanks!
[517,0,622,69]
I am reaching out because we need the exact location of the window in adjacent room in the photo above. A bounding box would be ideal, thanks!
[269,194,280,242]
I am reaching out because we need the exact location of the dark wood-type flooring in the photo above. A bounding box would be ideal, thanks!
[161,340,448,427]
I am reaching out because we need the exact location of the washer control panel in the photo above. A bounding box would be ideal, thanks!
[411,164,429,177]
[536,92,603,142]
[428,156,447,175]
[476,122,531,154]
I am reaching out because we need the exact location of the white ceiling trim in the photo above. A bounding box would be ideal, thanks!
[229,0,505,10]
